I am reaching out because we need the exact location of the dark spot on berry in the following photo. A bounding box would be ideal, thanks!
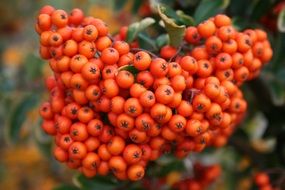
[196,104,204,110]
[133,151,140,158]
[90,67,97,74]
[95,124,102,130]
[135,54,142,61]
[142,120,150,130]
[176,122,183,129]
[72,147,79,154]
[165,88,172,95]
[42,106,48,112]
[60,14,66,19]
[130,135,137,141]
[128,106,136,113]
[75,56,81,61]
[203,63,209,68]
[71,108,77,115]
[121,121,129,128]
[75,83,81,89]
[224,71,230,78]
[86,29,93,35]
[91,162,97,169]
[148,94,153,100]
[64,137,70,142]
[72,130,78,136]
[53,35,59,41]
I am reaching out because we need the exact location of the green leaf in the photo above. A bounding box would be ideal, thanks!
[34,119,53,158]
[156,160,185,177]
[156,34,169,48]
[73,174,118,190]
[228,0,251,17]
[113,0,128,11]
[6,94,40,143]
[277,7,285,32]
[176,10,195,26]
[53,184,79,190]
[126,17,156,43]
[157,5,186,47]
[271,33,285,71]
[131,0,144,14]
[194,0,230,23]
[276,69,285,84]
[119,65,139,75]
[250,0,271,20]
[24,53,45,80]
[137,33,157,51]
[126,23,140,43]
[268,79,285,106]
[232,17,250,31]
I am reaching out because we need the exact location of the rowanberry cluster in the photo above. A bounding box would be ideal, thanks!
[172,163,221,190]
[254,172,276,190]
[35,5,272,181]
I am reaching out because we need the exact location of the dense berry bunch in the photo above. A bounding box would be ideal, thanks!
[36,5,272,181]
[172,163,221,190]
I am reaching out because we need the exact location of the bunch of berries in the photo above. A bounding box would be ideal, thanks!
[36,5,272,181]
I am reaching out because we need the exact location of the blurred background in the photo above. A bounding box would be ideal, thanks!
[0,0,285,190]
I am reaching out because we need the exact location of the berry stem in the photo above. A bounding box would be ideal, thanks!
[130,48,158,58]
[169,45,183,62]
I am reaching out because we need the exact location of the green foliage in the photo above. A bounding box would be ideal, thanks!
[157,5,185,47]
[138,33,158,51]
[278,7,285,32]
[126,17,156,43]
[194,0,230,23]
[250,0,272,20]
[176,10,195,26]
[34,121,53,158]
[74,174,118,190]
[53,184,80,190]
[6,94,40,143]
[113,0,128,11]
[24,53,45,80]
[156,34,169,49]
[119,65,139,75]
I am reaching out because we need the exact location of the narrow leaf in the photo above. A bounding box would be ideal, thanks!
[157,5,186,47]
[119,65,139,75]
[277,7,285,32]
[113,0,128,11]
[53,184,79,190]
[138,33,157,50]
[73,174,118,190]
[194,0,230,23]
[126,17,155,43]
[156,34,169,48]
[6,94,39,143]
[131,0,144,14]
[138,17,156,31]
[126,23,140,43]
[176,10,195,26]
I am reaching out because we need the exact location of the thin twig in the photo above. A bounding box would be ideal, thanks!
[182,44,193,51]
[107,34,115,43]
[265,168,285,175]
[169,45,183,62]
[130,48,158,58]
